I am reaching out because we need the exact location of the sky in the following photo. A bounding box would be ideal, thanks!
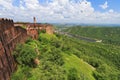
[0,0,120,24]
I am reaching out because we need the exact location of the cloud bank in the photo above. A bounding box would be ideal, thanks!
[0,0,120,24]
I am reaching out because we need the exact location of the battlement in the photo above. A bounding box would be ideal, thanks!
[0,18,13,33]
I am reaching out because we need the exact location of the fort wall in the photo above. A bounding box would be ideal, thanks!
[0,18,28,80]
[0,18,54,80]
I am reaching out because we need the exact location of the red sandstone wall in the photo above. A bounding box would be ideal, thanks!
[26,26,38,39]
[26,23,54,39]
[15,23,54,36]
[0,18,53,80]
[0,18,28,80]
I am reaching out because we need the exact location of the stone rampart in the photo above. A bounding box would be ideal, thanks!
[0,18,28,80]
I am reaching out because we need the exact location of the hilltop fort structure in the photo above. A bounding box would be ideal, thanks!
[0,17,53,80]
[14,17,54,39]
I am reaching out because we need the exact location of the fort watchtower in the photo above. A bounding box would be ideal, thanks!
[33,17,36,27]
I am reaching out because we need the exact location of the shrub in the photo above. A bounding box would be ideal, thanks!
[11,66,32,80]
[13,44,37,67]
[67,68,79,80]
[51,39,61,48]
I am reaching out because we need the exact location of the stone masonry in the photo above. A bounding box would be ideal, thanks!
[0,18,28,80]
[0,17,53,80]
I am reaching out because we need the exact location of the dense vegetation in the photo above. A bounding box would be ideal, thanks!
[11,27,120,80]
[63,26,120,45]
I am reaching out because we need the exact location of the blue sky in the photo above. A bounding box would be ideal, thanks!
[88,0,120,12]
[0,0,120,24]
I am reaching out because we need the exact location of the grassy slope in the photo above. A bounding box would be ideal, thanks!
[63,53,95,80]
[28,53,96,80]
[11,32,120,80]
[40,33,96,80]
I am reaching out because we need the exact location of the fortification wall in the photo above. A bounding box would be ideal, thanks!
[0,18,28,80]
[0,18,54,80]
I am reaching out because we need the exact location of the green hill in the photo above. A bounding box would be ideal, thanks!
[11,30,120,80]
[63,26,120,45]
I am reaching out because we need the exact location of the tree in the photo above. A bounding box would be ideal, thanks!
[13,44,37,67]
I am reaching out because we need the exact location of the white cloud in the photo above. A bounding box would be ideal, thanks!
[0,0,120,24]
[23,0,40,9]
[0,0,13,9]
[109,9,114,13]
[99,1,108,9]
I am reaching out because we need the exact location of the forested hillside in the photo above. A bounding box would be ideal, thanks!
[63,26,120,45]
[11,29,120,80]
